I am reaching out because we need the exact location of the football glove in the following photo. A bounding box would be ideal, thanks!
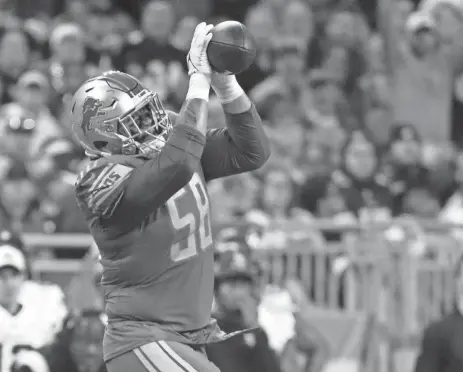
[187,22,213,77]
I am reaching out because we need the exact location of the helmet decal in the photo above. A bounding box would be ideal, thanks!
[81,97,106,135]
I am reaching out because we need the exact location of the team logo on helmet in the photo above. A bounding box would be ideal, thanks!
[81,97,105,135]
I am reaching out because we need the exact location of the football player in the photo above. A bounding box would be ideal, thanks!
[0,230,69,372]
[72,23,270,372]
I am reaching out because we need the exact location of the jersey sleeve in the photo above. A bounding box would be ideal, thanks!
[75,124,206,228]
[200,104,271,181]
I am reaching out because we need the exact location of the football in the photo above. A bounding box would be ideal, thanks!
[207,21,257,75]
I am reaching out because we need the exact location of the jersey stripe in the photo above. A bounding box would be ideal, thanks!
[133,348,161,372]
[89,171,131,213]
[136,342,198,372]
[157,341,198,372]
[85,164,133,212]
[88,164,116,193]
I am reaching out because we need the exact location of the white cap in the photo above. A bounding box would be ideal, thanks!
[17,70,49,89]
[0,245,26,271]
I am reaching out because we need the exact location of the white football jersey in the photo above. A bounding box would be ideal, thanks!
[0,281,68,372]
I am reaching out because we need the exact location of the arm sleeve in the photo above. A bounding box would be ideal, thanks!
[76,124,206,229]
[200,104,271,181]
[414,323,444,372]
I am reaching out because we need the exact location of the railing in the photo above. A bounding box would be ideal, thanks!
[21,219,463,372]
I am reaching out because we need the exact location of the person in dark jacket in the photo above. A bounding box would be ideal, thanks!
[414,255,463,372]
[206,248,281,372]
[67,309,107,372]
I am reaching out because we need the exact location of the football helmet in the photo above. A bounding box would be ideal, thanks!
[71,71,172,157]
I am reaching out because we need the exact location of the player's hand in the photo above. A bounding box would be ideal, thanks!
[187,22,213,77]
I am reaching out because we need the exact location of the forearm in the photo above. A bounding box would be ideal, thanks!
[212,74,251,114]
[85,125,206,228]
[201,103,270,180]
[181,73,211,135]
[222,93,252,114]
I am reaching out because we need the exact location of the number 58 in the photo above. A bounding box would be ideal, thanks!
[167,173,213,262]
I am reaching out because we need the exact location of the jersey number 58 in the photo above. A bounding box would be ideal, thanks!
[167,173,213,262]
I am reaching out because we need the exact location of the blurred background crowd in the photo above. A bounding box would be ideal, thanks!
[1,0,463,371]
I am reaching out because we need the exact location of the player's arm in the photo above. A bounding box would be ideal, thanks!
[75,120,205,230]
[200,74,271,181]
[76,24,213,231]
[76,75,211,225]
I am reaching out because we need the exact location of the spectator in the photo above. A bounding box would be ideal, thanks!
[266,116,307,181]
[210,0,258,23]
[423,143,456,206]
[207,249,281,372]
[303,69,351,152]
[441,150,463,223]
[247,166,312,227]
[5,70,64,158]
[332,131,393,222]
[121,0,186,105]
[85,6,134,73]
[48,22,85,64]
[170,15,198,54]
[0,230,71,372]
[250,39,309,120]
[0,27,35,101]
[377,122,428,214]
[361,72,391,149]
[209,173,260,226]
[66,309,106,372]
[298,135,334,180]
[49,61,89,139]
[281,1,315,46]
[0,158,43,232]
[54,0,89,27]
[33,137,87,233]
[414,255,463,372]
[237,5,275,93]
[310,8,368,98]
[401,186,441,218]
[0,103,37,162]
[384,1,460,143]
[310,175,357,223]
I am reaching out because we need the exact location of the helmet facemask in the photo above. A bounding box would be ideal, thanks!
[117,92,172,156]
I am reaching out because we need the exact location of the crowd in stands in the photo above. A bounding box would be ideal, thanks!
[0,0,462,371]
[0,0,462,239]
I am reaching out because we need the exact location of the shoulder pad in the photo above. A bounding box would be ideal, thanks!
[75,158,108,187]
[75,158,132,191]
[75,159,134,217]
